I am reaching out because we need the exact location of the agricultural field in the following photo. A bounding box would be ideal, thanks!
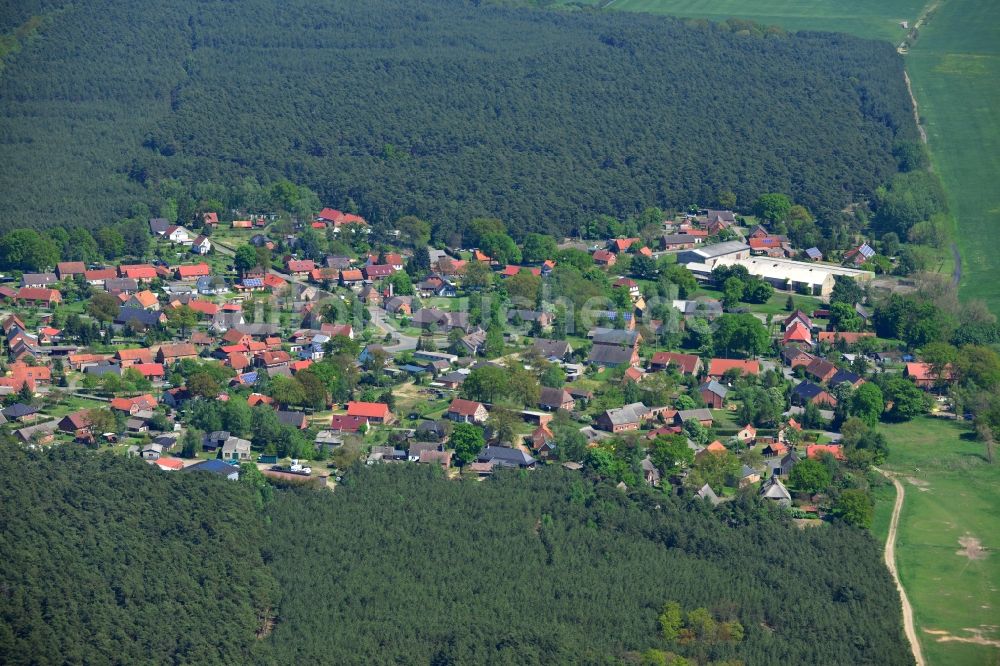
[881,416,1000,666]
[905,0,1000,309]
[585,0,1000,312]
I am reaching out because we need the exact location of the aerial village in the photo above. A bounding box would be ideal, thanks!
[0,205,949,517]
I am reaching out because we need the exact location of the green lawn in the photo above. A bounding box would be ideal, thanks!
[880,416,1000,666]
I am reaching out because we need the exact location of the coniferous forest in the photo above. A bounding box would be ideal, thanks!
[0,446,913,665]
[0,0,916,240]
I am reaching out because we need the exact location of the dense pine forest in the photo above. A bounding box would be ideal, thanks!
[0,0,916,240]
[0,445,277,664]
[0,446,913,665]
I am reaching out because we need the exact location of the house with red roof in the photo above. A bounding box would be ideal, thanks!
[317,208,343,223]
[227,353,251,371]
[185,300,219,317]
[247,393,274,407]
[707,358,760,379]
[15,287,61,306]
[263,274,286,290]
[905,362,954,390]
[232,220,252,229]
[736,424,757,444]
[221,329,253,346]
[84,268,117,285]
[258,351,291,368]
[38,327,60,344]
[156,457,185,471]
[156,343,198,365]
[119,264,158,280]
[124,290,160,311]
[806,444,846,461]
[174,263,211,280]
[613,277,640,297]
[696,440,728,461]
[592,249,616,266]
[290,359,312,373]
[609,238,639,253]
[347,401,394,424]
[363,264,393,280]
[109,394,158,415]
[445,398,489,424]
[132,363,166,380]
[340,269,364,286]
[115,348,154,368]
[0,362,52,393]
[286,259,315,274]
[649,352,702,376]
[783,321,812,345]
[56,262,87,279]
[329,414,368,433]
[202,212,219,225]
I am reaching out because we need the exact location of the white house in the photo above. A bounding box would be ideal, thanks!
[166,225,193,245]
[191,235,212,255]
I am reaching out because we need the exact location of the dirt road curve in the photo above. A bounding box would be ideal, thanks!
[877,468,926,666]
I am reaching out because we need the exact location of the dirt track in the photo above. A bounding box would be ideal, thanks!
[878,469,927,666]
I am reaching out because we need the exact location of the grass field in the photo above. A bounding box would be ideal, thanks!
[881,416,1000,666]
[905,0,1000,309]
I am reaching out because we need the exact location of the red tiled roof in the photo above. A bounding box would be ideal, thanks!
[85,268,117,281]
[57,261,86,275]
[650,352,700,374]
[708,358,760,377]
[16,287,61,302]
[175,263,211,278]
[156,457,185,470]
[132,362,165,378]
[905,362,953,382]
[806,444,845,461]
[287,259,315,273]
[447,398,484,416]
[263,274,286,289]
[363,265,393,278]
[186,300,219,316]
[119,264,157,279]
[340,269,364,282]
[347,401,391,419]
[158,343,197,359]
[248,393,274,407]
[116,348,154,363]
[330,414,367,432]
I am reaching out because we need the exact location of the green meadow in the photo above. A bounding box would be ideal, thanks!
[905,0,1000,309]
[585,0,1000,312]
[881,417,1000,666]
